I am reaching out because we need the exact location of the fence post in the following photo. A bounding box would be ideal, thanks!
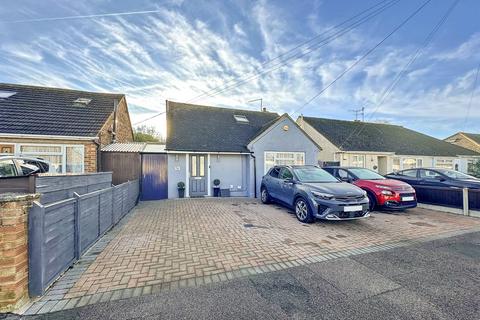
[463,188,469,216]
[28,202,45,297]
[73,192,81,259]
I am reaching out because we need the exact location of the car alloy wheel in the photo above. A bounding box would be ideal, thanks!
[295,199,308,221]
[261,188,270,204]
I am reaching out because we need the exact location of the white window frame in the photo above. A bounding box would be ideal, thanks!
[264,151,305,174]
[351,154,365,168]
[1,142,85,174]
[434,158,454,170]
[400,157,423,170]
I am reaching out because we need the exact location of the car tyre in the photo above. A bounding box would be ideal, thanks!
[367,192,376,211]
[260,187,271,204]
[294,197,314,223]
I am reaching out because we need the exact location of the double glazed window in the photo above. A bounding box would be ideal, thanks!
[402,158,423,170]
[435,159,454,170]
[264,152,305,173]
[15,144,84,174]
[351,155,365,168]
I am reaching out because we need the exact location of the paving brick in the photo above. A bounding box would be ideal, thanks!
[25,199,480,315]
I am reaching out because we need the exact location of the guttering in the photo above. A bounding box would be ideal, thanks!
[250,152,257,198]
[0,133,98,141]
[164,150,251,155]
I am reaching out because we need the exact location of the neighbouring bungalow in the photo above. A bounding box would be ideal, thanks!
[445,132,480,173]
[165,101,321,198]
[0,83,134,173]
[297,116,480,175]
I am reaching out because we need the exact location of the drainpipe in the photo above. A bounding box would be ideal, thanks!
[112,99,118,143]
[94,138,101,172]
[250,153,257,198]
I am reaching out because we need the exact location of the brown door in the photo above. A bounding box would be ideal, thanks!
[189,154,207,197]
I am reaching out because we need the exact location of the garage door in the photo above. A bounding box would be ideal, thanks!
[141,154,168,200]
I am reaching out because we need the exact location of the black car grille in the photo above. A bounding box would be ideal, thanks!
[335,195,365,202]
[337,211,366,218]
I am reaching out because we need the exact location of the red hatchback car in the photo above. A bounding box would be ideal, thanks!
[323,167,417,211]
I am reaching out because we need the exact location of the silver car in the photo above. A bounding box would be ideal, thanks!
[0,156,50,177]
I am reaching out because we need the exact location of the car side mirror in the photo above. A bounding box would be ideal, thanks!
[283,178,294,184]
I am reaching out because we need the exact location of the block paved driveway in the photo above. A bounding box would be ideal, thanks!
[24,198,480,314]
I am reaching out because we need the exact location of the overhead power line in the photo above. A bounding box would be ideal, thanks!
[337,0,460,150]
[464,62,480,130]
[291,0,433,117]
[0,9,165,24]
[186,0,401,103]
[133,111,166,126]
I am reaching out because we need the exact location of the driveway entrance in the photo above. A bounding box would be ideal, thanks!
[24,198,480,315]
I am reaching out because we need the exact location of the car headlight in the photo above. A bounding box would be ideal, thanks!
[375,185,391,190]
[381,190,394,196]
[311,191,335,200]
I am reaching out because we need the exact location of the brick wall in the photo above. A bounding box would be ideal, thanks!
[0,193,39,312]
[98,98,134,147]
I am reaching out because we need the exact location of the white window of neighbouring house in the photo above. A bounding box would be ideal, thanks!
[264,152,305,173]
[402,158,417,169]
[18,144,84,174]
[392,158,401,171]
[435,158,454,170]
[351,155,365,168]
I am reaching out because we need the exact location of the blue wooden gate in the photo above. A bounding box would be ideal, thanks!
[141,153,168,200]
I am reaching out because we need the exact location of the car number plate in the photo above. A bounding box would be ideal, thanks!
[402,196,414,201]
[344,205,362,212]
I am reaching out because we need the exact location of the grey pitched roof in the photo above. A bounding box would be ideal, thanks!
[462,132,480,145]
[303,117,480,157]
[165,101,279,152]
[0,83,124,137]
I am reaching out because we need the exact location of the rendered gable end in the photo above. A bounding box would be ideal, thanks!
[297,117,341,162]
[247,115,320,197]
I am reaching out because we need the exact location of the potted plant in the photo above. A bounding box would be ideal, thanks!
[213,179,221,197]
[177,181,185,198]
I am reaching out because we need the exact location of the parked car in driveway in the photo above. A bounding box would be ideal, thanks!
[260,165,370,223]
[323,166,417,211]
[385,168,480,189]
[0,156,50,177]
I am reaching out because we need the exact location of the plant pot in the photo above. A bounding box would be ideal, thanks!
[213,187,220,197]
[178,188,185,198]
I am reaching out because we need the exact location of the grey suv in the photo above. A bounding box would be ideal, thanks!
[260,165,370,222]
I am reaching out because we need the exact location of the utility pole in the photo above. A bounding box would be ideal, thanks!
[248,98,263,111]
[350,106,365,121]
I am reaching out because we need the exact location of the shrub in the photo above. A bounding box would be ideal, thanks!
[177,181,185,189]
[213,179,220,186]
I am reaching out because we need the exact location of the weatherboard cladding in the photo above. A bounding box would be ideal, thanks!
[165,101,280,152]
[0,83,124,137]
[303,117,479,157]
[463,133,480,145]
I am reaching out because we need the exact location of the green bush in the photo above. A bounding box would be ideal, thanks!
[213,179,221,186]
[177,181,185,189]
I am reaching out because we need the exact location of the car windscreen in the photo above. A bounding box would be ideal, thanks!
[293,167,339,183]
[435,169,478,180]
[348,168,385,180]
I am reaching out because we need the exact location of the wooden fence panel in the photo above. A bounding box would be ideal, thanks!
[28,179,139,297]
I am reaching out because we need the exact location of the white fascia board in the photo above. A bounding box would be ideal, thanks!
[0,133,97,141]
[165,150,251,155]
[341,150,395,155]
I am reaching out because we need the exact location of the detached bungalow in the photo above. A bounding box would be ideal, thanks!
[0,83,134,173]
[165,101,320,198]
[297,116,480,174]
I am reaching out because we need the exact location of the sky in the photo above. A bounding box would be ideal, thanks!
[0,0,479,139]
